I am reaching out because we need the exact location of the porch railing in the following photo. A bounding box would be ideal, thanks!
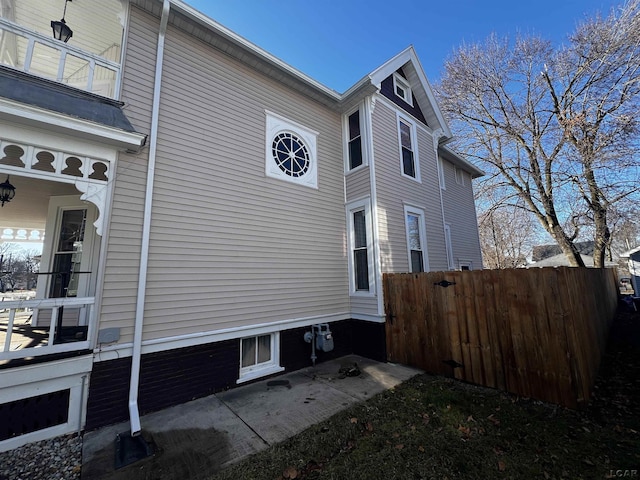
[1,297,94,361]
[0,18,121,99]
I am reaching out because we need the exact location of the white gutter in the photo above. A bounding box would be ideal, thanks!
[128,0,170,437]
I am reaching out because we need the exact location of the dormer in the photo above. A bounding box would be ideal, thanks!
[0,0,126,99]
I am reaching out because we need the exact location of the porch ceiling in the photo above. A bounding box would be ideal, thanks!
[0,176,78,232]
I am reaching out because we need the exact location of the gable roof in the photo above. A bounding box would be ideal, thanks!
[368,47,452,140]
[140,1,452,133]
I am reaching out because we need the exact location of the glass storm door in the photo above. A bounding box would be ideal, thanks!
[49,209,87,299]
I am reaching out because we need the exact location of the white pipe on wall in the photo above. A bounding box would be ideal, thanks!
[128,0,170,437]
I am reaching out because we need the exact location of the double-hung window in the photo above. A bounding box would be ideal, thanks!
[347,199,374,294]
[398,116,419,181]
[347,109,363,170]
[404,206,428,273]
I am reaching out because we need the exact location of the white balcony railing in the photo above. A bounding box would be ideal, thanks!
[1,297,95,361]
[0,18,121,99]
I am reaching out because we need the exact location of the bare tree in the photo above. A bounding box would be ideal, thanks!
[437,0,640,267]
[478,204,536,269]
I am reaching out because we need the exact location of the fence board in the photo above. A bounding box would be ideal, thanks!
[384,267,618,408]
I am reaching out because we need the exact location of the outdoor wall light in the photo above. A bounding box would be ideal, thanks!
[0,176,16,207]
[51,0,73,43]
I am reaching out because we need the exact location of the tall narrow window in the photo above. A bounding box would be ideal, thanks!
[348,110,363,170]
[353,210,369,291]
[404,206,428,273]
[444,223,455,270]
[347,199,374,294]
[406,214,424,272]
[398,117,419,180]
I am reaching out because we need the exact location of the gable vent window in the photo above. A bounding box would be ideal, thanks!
[393,73,413,105]
[265,111,318,188]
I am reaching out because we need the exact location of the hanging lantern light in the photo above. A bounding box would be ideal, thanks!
[0,176,16,207]
[51,0,73,43]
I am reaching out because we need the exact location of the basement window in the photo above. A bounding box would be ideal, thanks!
[237,332,284,383]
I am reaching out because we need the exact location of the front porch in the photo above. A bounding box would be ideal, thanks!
[1,295,95,367]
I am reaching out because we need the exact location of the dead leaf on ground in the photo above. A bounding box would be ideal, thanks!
[418,445,425,452]
[350,417,358,424]
[458,425,471,437]
[498,461,506,472]
[488,414,501,426]
[366,422,374,432]
[395,444,404,450]
[283,466,298,479]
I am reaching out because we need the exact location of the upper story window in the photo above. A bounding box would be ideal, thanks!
[398,115,420,181]
[265,111,318,188]
[0,0,125,98]
[455,167,466,186]
[393,73,413,105]
[347,109,363,170]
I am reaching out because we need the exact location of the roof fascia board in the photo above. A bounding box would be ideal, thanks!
[0,98,147,152]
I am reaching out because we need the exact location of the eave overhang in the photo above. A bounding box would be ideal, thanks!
[438,146,485,178]
[0,67,147,152]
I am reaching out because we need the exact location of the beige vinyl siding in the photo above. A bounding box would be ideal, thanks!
[372,99,449,273]
[350,295,379,317]
[97,7,157,343]
[131,20,348,341]
[345,167,371,201]
[441,159,483,268]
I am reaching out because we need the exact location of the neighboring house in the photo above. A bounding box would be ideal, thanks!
[620,246,640,295]
[527,253,617,268]
[531,241,595,263]
[0,0,483,450]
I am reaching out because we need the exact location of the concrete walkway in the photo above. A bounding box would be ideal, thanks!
[81,355,421,479]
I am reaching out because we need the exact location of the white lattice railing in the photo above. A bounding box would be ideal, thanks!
[1,297,95,361]
[0,18,121,99]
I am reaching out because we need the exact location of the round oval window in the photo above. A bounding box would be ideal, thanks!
[271,132,310,178]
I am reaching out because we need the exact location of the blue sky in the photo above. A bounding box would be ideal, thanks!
[187,0,622,92]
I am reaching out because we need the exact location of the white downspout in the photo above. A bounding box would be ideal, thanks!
[365,96,384,317]
[128,0,170,437]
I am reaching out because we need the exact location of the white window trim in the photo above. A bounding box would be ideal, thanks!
[346,198,375,296]
[459,260,473,271]
[437,156,446,190]
[265,111,318,189]
[343,103,368,174]
[454,166,466,186]
[237,332,284,384]
[444,223,455,270]
[393,73,413,106]
[404,205,429,273]
[397,113,421,183]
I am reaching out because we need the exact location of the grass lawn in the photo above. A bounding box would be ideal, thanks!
[212,309,640,480]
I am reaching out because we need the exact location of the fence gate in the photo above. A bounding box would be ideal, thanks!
[383,268,618,408]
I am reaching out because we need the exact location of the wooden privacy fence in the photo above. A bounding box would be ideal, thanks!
[383,267,618,408]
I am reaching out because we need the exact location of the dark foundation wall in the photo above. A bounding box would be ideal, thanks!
[85,319,386,430]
